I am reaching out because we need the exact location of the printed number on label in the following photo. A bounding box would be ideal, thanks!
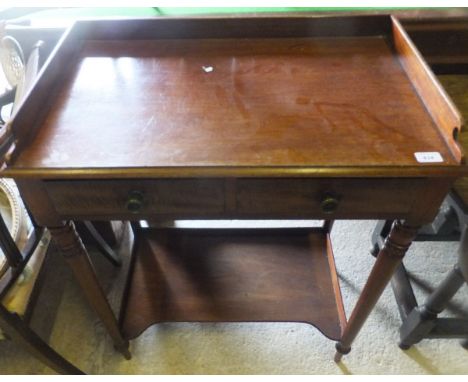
[414,152,444,163]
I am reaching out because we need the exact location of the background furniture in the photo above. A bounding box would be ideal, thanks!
[371,16,468,350]
[0,27,124,374]
[372,193,468,349]
[400,192,468,349]
[0,194,83,374]
[0,36,83,374]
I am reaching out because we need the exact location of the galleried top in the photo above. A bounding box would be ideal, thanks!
[5,15,464,178]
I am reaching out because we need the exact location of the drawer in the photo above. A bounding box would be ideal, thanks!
[44,179,225,218]
[234,178,426,219]
[45,177,433,220]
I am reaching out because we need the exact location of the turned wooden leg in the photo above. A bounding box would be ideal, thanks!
[48,221,131,359]
[334,220,419,362]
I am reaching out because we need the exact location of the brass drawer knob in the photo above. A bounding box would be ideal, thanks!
[126,191,144,213]
[320,195,339,214]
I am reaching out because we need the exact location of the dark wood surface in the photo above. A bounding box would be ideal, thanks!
[40,177,434,221]
[392,18,463,161]
[44,179,225,219]
[401,17,468,205]
[120,227,345,341]
[9,36,457,171]
[3,15,463,179]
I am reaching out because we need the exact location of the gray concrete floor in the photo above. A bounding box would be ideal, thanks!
[0,220,467,374]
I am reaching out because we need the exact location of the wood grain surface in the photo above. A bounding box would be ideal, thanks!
[11,36,457,170]
[392,17,463,162]
[120,228,345,341]
[40,177,430,221]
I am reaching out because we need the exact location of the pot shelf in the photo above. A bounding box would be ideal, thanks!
[120,227,346,341]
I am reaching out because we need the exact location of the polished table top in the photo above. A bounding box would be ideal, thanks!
[10,36,459,173]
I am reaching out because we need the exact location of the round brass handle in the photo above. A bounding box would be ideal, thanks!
[320,195,339,214]
[126,191,144,213]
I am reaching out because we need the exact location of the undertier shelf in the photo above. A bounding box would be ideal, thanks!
[120,227,346,341]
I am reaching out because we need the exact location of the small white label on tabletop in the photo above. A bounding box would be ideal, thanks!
[414,152,444,163]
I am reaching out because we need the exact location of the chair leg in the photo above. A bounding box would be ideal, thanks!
[370,220,393,257]
[81,221,122,267]
[0,304,84,374]
[398,264,465,349]
[89,221,119,247]
[391,262,418,323]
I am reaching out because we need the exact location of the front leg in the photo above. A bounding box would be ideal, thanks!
[335,220,419,362]
[49,221,131,359]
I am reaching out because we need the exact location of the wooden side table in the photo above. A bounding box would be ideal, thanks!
[1,15,466,365]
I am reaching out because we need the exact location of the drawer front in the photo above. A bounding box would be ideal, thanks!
[45,177,431,220]
[45,179,225,218]
[234,178,425,219]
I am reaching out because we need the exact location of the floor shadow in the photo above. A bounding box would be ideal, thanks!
[29,243,69,342]
[336,361,352,374]
[403,346,442,374]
